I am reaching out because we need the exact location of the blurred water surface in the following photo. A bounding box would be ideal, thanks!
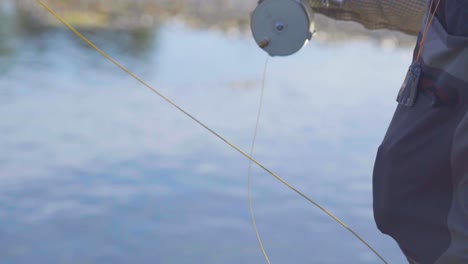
[0,3,415,264]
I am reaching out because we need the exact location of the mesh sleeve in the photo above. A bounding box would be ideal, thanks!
[308,0,429,35]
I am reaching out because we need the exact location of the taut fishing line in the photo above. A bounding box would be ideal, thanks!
[37,1,388,263]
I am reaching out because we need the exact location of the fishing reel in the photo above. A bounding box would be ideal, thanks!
[250,0,315,56]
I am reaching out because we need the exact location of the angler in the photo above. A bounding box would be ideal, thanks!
[252,0,467,263]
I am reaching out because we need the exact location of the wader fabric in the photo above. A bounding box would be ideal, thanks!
[372,1,468,263]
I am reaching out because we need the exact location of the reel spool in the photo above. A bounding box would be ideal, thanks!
[251,0,315,57]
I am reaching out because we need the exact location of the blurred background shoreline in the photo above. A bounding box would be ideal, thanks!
[10,0,417,47]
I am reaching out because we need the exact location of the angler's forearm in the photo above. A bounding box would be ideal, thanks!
[307,0,428,35]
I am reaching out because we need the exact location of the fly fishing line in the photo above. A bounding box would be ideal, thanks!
[247,57,271,264]
[36,1,388,263]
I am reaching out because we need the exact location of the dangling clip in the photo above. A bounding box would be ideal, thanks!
[397,64,422,107]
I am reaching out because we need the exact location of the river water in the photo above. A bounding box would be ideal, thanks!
[0,4,415,264]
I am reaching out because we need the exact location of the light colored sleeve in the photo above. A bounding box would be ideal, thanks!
[307,0,428,35]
